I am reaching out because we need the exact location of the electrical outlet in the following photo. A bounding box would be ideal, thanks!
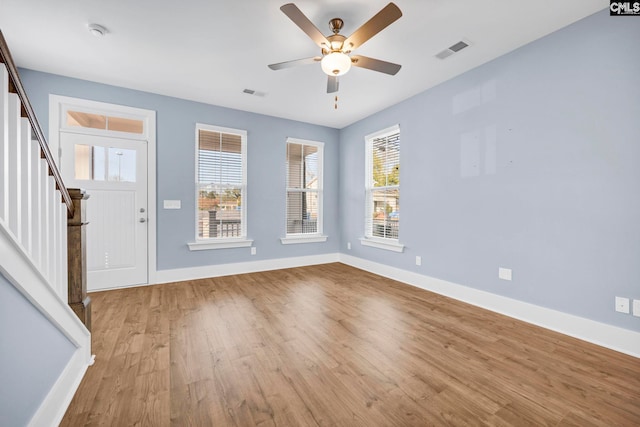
[251,247,256,255]
[416,256,422,266]
[347,242,351,250]
[615,296,630,314]
[498,267,512,281]
[633,299,640,317]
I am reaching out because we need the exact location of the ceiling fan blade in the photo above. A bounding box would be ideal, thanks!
[350,55,401,75]
[280,3,330,48]
[327,76,339,93]
[343,3,402,52]
[268,56,321,70]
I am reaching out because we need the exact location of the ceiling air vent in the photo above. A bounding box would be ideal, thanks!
[435,40,470,60]
[242,88,266,97]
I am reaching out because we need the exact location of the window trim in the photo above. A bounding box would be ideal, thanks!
[282,137,327,244]
[280,235,328,245]
[188,238,253,251]
[362,124,403,252]
[359,237,404,252]
[190,123,249,251]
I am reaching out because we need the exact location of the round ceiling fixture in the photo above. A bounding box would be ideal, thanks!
[87,24,107,37]
[320,52,352,76]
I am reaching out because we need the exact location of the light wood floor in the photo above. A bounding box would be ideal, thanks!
[61,263,640,426]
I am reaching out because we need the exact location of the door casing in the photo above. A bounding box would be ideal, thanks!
[49,95,157,288]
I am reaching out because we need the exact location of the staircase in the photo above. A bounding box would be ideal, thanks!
[0,30,91,426]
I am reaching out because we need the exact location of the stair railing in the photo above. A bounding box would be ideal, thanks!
[0,29,90,328]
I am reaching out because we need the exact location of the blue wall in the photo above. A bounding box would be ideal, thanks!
[340,11,640,331]
[19,11,639,332]
[0,273,76,426]
[20,71,341,270]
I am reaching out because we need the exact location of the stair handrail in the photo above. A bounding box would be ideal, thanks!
[0,30,73,216]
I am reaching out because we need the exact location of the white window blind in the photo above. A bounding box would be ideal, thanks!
[365,125,400,241]
[196,124,247,241]
[286,139,323,236]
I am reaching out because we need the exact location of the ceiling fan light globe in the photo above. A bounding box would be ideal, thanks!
[321,52,352,76]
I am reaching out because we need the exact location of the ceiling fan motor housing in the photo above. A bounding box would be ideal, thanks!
[323,34,347,55]
[329,18,344,34]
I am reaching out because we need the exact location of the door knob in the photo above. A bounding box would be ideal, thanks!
[139,218,147,223]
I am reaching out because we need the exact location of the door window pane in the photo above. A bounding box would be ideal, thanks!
[74,144,105,181]
[74,144,92,180]
[73,144,135,182]
[108,148,136,182]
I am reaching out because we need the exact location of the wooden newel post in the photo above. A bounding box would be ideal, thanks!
[67,188,91,330]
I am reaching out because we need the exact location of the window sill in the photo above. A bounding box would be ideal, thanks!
[280,235,328,245]
[359,237,404,253]
[188,239,253,251]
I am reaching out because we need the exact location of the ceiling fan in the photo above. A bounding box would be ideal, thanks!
[268,2,402,94]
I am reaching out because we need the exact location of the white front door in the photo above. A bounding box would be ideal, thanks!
[60,132,148,290]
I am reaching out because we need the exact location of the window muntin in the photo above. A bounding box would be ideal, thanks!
[286,139,323,236]
[196,124,247,241]
[365,125,400,241]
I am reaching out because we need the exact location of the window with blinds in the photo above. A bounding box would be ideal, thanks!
[286,138,323,237]
[196,124,247,241]
[365,125,400,241]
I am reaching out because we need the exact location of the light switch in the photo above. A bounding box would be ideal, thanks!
[632,299,640,317]
[163,200,181,209]
[615,297,630,314]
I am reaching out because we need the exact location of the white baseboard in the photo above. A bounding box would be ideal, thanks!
[28,346,91,427]
[339,254,640,359]
[154,253,341,285]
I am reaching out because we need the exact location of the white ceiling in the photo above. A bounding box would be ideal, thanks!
[1,0,606,129]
